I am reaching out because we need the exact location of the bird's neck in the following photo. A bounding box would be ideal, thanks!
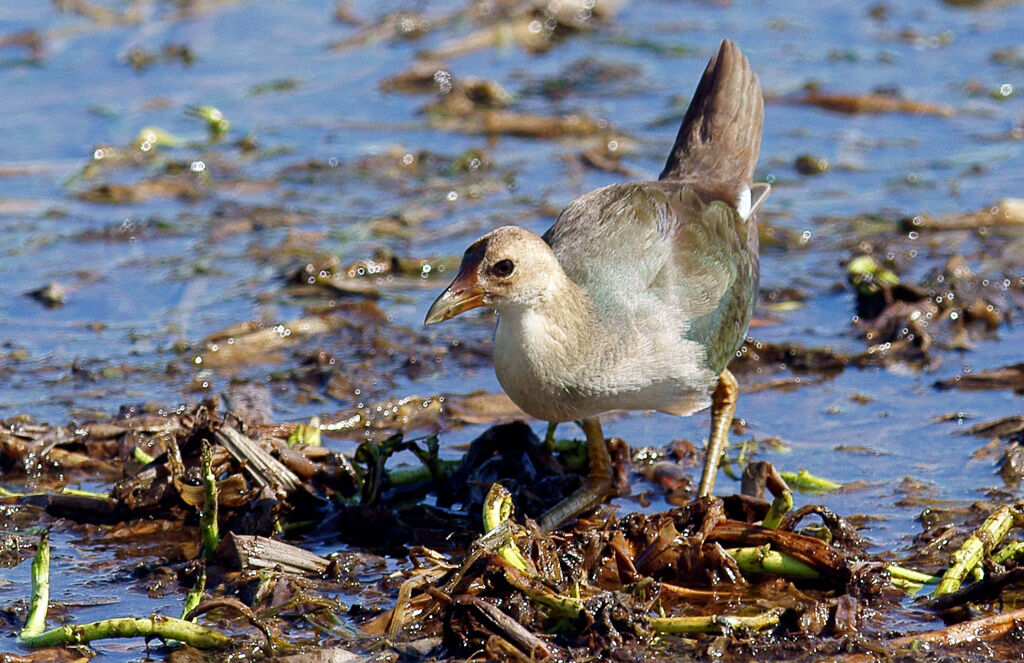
[502,273,596,348]
[492,277,598,418]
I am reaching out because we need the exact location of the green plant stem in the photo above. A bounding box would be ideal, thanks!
[133,446,156,465]
[200,443,219,560]
[934,504,1020,596]
[889,577,924,594]
[724,545,819,578]
[649,608,784,634]
[762,490,793,529]
[779,469,841,493]
[481,483,530,572]
[21,617,232,649]
[496,559,583,619]
[20,532,50,639]
[887,564,940,585]
[182,568,206,620]
[287,416,322,447]
[993,540,1024,565]
[59,487,110,499]
[19,533,229,650]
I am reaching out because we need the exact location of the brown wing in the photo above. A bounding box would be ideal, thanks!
[658,39,764,209]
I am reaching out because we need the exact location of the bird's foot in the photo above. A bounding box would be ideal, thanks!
[537,473,613,533]
[537,417,612,532]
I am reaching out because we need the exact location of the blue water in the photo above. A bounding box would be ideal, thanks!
[2,0,1024,658]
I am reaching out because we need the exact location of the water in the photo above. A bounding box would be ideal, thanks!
[2,0,1024,658]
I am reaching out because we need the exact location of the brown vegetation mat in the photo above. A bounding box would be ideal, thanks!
[5,403,1024,661]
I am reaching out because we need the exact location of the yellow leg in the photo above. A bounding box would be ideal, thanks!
[537,417,612,532]
[698,369,738,497]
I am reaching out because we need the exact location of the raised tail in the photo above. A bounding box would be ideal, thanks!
[658,39,765,217]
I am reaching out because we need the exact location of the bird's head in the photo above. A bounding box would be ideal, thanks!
[425,225,561,324]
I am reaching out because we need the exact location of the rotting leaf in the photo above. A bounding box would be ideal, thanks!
[518,56,644,101]
[380,59,450,94]
[479,109,607,138]
[374,491,866,659]
[175,473,251,508]
[935,363,1024,394]
[125,43,195,72]
[840,251,1021,365]
[965,415,1024,440]
[442,391,529,425]
[906,198,1024,232]
[794,153,830,175]
[329,10,437,53]
[218,533,329,575]
[423,0,617,60]
[791,85,956,117]
[731,338,850,376]
[0,29,45,60]
[338,247,460,281]
[77,177,208,204]
[198,316,340,368]
[320,395,445,441]
[421,75,515,118]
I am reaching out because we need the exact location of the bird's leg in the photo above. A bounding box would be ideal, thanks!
[698,369,738,497]
[543,421,558,451]
[537,417,612,532]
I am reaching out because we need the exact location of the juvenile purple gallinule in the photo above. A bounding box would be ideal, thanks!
[426,39,769,531]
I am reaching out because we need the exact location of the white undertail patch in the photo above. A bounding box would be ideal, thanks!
[736,186,752,221]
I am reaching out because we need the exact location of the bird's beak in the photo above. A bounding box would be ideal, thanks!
[424,264,485,325]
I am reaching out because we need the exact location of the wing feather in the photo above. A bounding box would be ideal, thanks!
[543,181,758,375]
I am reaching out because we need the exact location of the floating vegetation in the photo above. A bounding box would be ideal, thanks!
[4,0,1024,661]
[791,85,957,117]
[3,404,1024,659]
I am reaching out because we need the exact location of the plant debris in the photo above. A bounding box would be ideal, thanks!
[790,85,956,117]
[6,0,1024,661]
[5,402,1024,660]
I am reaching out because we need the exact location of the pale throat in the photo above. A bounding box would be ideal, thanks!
[496,278,594,362]
[491,280,598,420]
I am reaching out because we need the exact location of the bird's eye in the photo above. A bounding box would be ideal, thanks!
[492,259,514,278]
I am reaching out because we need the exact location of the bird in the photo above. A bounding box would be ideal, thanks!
[425,39,768,531]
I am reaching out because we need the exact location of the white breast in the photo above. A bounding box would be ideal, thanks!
[492,305,717,423]
[493,308,580,422]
